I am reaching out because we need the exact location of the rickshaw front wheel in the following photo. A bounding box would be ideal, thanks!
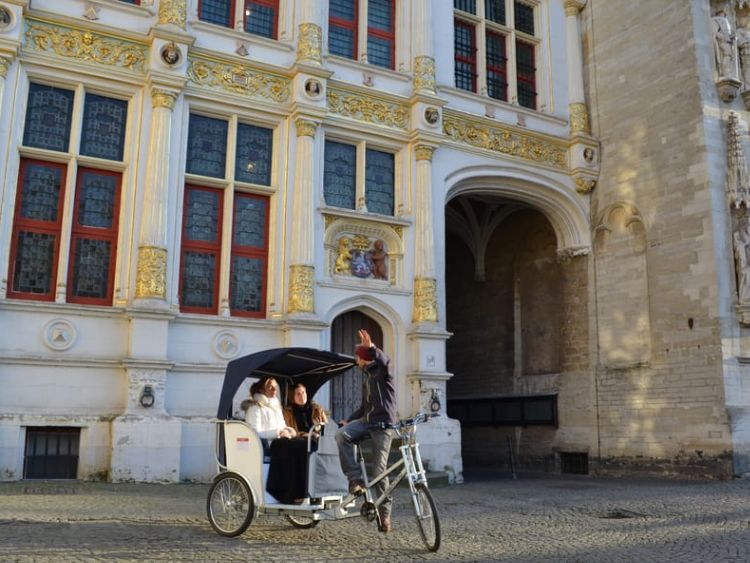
[285,514,320,529]
[207,472,255,537]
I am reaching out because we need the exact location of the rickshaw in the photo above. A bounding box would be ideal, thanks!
[206,347,441,552]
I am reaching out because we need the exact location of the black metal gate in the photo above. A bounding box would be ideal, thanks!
[330,311,383,422]
[24,427,80,479]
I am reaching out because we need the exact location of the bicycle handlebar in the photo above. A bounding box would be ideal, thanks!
[378,411,439,430]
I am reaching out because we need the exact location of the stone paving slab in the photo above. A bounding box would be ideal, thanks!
[1,471,750,562]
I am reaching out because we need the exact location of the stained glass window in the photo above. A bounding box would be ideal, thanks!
[181,251,217,309]
[80,94,128,161]
[184,188,221,243]
[516,40,537,109]
[245,0,277,39]
[486,32,508,101]
[367,0,394,69]
[485,0,505,24]
[365,149,394,215]
[23,83,74,152]
[230,256,264,313]
[69,238,112,299]
[76,172,117,229]
[180,186,223,313]
[19,163,64,222]
[199,0,232,27]
[68,169,120,305]
[230,193,268,316]
[514,1,535,35]
[367,36,392,68]
[235,123,273,185]
[11,231,56,295]
[186,115,228,179]
[454,20,476,92]
[454,0,476,13]
[329,0,357,59]
[233,195,267,248]
[368,0,393,31]
[324,141,357,209]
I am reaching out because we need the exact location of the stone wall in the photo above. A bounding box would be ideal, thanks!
[586,0,733,478]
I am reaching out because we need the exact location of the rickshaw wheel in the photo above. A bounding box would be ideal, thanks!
[413,483,441,552]
[207,472,255,537]
[285,514,320,529]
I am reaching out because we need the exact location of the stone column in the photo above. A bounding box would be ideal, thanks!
[0,57,10,299]
[134,88,177,304]
[296,0,322,65]
[413,0,435,94]
[287,118,319,316]
[412,144,438,324]
[564,0,589,135]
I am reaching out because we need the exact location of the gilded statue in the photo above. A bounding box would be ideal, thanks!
[334,237,352,274]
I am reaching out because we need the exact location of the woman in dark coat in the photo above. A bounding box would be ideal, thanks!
[283,383,328,437]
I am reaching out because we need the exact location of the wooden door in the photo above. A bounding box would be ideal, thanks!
[330,311,384,422]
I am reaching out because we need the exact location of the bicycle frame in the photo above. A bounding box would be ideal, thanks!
[357,420,429,509]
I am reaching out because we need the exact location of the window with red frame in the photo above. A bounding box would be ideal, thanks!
[329,0,358,60]
[198,0,235,28]
[454,19,477,92]
[516,39,537,109]
[244,0,278,39]
[229,193,269,317]
[118,0,141,5]
[8,84,127,305]
[179,186,224,314]
[486,31,508,101]
[329,0,396,70]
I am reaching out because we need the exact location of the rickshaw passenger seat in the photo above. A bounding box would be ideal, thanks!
[260,438,272,463]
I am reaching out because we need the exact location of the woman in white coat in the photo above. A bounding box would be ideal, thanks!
[242,376,296,440]
[242,376,307,503]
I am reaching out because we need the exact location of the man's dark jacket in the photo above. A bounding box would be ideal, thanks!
[348,346,398,425]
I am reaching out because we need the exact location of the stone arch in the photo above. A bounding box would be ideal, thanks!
[321,294,404,356]
[444,165,591,255]
[593,201,651,367]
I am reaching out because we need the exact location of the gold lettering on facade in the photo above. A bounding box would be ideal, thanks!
[415,145,435,161]
[327,88,409,130]
[295,118,318,137]
[413,56,436,93]
[297,23,322,63]
[288,265,315,314]
[569,102,590,134]
[413,278,438,323]
[152,89,177,110]
[24,21,147,72]
[158,0,187,29]
[187,57,290,102]
[135,246,167,299]
[443,111,568,169]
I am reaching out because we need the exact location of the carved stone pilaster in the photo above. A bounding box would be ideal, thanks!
[135,246,167,299]
[563,0,586,17]
[728,111,750,207]
[151,89,177,110]
[297,23,322,64]
[0,58,9,79]
[158,0,186,29]
[569,102,590,134]
[288,265,315,314]
[413,56,436,93]
[295,118,318,137]
[413,278,438,323]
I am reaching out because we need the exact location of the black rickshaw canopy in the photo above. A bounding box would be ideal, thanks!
[216,347,356,420]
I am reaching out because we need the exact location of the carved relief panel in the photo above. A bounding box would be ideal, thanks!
[324,217,403,287]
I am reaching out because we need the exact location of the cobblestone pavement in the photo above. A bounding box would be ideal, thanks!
[2,470,750,562]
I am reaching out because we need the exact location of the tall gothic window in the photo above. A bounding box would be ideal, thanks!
[198,0,279,39]
[453,0,539,110]
[324,139,395,216]
[180,112,273,317]
[8,83,127,305]
[329,0,396,69]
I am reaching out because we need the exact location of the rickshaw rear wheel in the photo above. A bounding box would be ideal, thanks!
[285,514,320,529]
[413,483,441,552]
[207,472,255,537]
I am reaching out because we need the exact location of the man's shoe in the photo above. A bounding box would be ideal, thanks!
[378,514,392,533]
[348,480,365,495]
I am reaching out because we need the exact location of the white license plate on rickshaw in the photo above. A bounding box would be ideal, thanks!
[206,347,441,552]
